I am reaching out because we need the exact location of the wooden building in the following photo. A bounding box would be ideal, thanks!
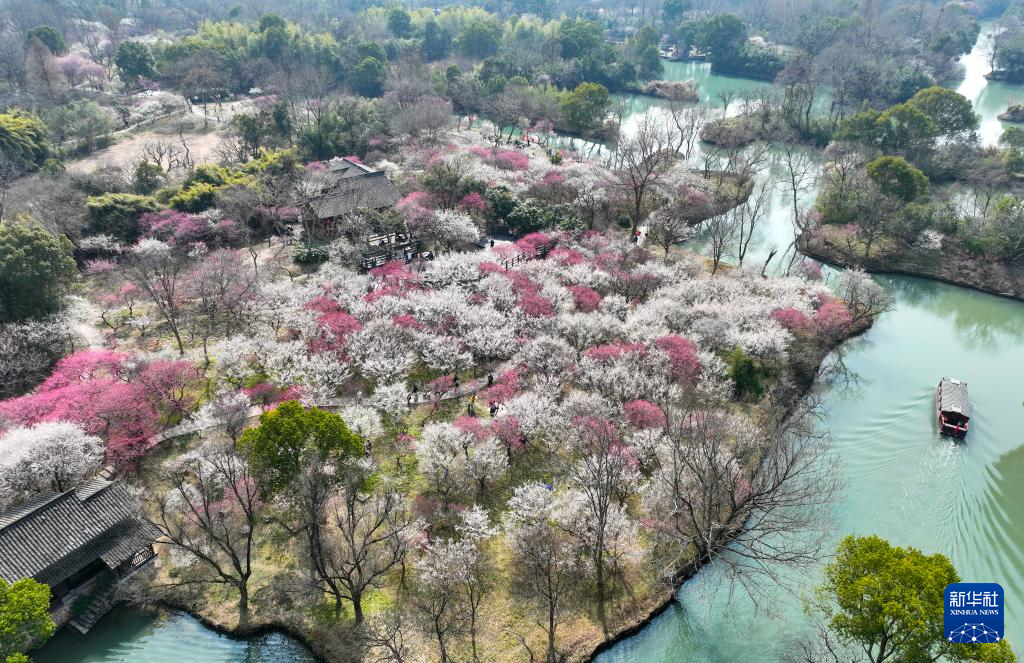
[307,158,402,240]
[0,477,160,633]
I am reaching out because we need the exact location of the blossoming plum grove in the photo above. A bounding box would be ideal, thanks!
[0,125,888,661]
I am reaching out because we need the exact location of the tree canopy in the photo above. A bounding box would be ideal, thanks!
[814,535,1016,663]
[0,110,51,172]
[0,578,55,661]
[907,86,978,138]
[25,26,65,55]
[115,41,157,82]
[866,156,929,202]
[239,400,364,496]
[558,82,611,136]
[0,221,77,324]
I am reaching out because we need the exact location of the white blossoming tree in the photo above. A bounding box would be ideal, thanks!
[0,422,105,507]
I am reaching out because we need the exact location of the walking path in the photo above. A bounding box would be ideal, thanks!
[154,373,500,445]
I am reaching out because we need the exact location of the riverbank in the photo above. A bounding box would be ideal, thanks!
[797,230,1024,301]
[582,311,872,662]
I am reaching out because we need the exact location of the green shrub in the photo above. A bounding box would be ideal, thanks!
[85,193,159,241]
[726,347,766,401]
[168,182,220,212]
[294,244,329,264]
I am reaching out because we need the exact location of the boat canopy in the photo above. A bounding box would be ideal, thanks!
[939,378,971,418]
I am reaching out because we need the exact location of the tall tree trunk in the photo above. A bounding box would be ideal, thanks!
[547,592,557,663]
[238,583,250,627]
[169,321,186,356]
[595,550,608,636]
[352,591,364,624]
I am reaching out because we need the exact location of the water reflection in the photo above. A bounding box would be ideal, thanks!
[880,275,1024,348]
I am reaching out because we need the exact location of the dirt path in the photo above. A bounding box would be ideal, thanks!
[67,297,106,349]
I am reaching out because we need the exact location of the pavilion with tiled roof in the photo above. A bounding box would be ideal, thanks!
[0,477,160,633]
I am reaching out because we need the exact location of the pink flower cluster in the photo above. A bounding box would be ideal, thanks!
[624,400,667,430]
[771,308,813,332]
[654,335,702,385]
[396,191,435,226]
[459,192,488,213]
[305,297,362,353]
[0,350,201,464]
[814,300,853,334]
[482,369,521,404]
[139,211,242,246]
[244,383,302,407]
[514,232,554,255]
[584,342,647,363]
[568,285,602,313]
[468,147,531,171]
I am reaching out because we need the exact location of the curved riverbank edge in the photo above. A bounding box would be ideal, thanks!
[581,316,871,663]
[798,233,1024,302]
[147,598,331,662]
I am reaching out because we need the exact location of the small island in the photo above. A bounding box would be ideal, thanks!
[998,102,1024,123]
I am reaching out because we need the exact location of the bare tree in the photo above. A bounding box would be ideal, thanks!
[302,476,410,623]
[184,249,257,367]
[153,439,265,626]
[778,145,819,235]
[24,38,64,105]
[0,153,22,222]
[611,114,678,234]
[644,397,838,603]
[560,418,636,637]
[734,178,772,267]
[504,483,581,663]
[123,239,191,355]
[391,98,455,145]
[142,140,182,173]
[716,89,736,116]
[723,142,771,193]
[646,207,695,256]
[0,29,26,92]
[413,540,473,663]
[367,606,413,662]
[705,212,739,275]
[665,103,707,162]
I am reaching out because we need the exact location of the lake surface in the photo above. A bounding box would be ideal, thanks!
[957,22,1021,147]
[41,24,1024,663]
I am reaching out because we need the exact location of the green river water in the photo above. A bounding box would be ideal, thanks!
[37,23,1024,663]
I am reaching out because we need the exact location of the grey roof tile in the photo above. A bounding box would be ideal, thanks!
[309,161,401,220]
[0,480,159,586]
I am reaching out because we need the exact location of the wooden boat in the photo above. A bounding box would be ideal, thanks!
[936,377,970,439]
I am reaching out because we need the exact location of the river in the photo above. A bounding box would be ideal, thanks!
[38,23,1024,663]
[598,19,1024,663]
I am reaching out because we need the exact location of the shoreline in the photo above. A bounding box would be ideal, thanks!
[581,314,871,662]
[116,290,869,663]
[797,232,1024,302]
